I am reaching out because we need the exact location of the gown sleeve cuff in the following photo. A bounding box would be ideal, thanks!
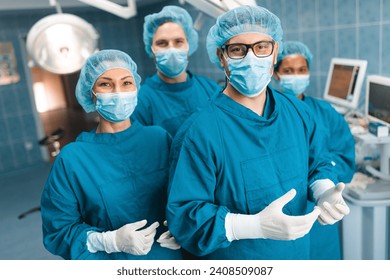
[224,213,235,242]
[86,230,119,254]
[310,178,335,202]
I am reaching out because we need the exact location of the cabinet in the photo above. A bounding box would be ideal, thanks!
[342,191,390,259]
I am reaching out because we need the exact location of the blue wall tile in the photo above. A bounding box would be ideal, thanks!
[298,0,317,30]
[20,113,38,139]
[319,30,337,73]
[1,92,18,117]
[0,118,8,143]
[337,0,356,25]
[337,27,357,58]
[256,0,268,7]
[301,31,318,69]
[6,116,24,141]
[266,0,283,19]
[283,0,299,33]
[358,25,380,74]
[383,0,390,22]
[12,141,28,168]
[14,85,34,113]
[358,0,381,24]
[0,144,15,171]
[319,0,335,27]
[381,24,390,76]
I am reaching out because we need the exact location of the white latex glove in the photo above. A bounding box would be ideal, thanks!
[86,220,159,255]
[315,182,350,225]
[115,220,159,255]
[157,220,181,250]
[225,189,321,241]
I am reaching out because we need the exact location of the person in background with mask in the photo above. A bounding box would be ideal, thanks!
[166,6,350,259]
[40,50,182,260]
[272,40,356,259]
[131,5,221,137]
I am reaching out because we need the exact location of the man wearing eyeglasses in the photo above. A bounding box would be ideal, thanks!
[166,5,350,260]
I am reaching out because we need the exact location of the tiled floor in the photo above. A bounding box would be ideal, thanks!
[0,162,61,260]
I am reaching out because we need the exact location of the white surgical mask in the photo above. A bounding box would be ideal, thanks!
[93,91,137,122]
[225,52,274,98]
[278,74,310,96]
[153,48,189,78]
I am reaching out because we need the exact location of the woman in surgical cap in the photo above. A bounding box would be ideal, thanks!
[40,49,182,260]
[131,5,221,138]
[166,6,350,260]
[273,41,356,259]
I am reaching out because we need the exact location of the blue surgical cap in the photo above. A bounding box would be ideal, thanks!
[276,40,313,70]
[75,49,141,113]
[143,5,198,58]
[207,5,283,69]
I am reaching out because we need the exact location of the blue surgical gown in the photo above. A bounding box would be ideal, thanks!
[303,95,356,260]
[40,122,182,260]
[303,95,356,183]
[131,71,221,137]
[167,88,337,260]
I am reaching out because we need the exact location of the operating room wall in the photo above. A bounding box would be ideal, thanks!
[0,0,389,175]
[0,0,221,175]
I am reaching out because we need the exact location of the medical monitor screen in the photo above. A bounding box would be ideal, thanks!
[366,76,390,126]
[328,65,359,100]
[323,58,367,111]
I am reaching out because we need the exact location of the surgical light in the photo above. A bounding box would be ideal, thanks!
[26,13,99,74]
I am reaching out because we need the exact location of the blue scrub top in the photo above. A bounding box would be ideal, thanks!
[167,88,337,260]
[303,95,356,182]
[41,122,182,260]
[131,71,221,137]
[302,95,356,260]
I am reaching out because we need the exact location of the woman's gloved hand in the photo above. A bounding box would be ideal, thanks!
[86,219,159,255]
[115,220,159,255]
[157,220,181,250]
[225,189,321,241]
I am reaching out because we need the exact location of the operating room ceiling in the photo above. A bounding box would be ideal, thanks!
[0,0,166,11]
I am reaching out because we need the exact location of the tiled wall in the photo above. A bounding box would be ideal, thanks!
[0,2,152,174]
[0,10,43,174]
[0,0,220,174]
[0,0,389,174]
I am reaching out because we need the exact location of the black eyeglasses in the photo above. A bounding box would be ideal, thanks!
[222,40,275,59]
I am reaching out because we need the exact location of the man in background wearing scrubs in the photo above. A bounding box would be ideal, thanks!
[273,40,356,259]
[131,5,221,137]
[166,5,350,259]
